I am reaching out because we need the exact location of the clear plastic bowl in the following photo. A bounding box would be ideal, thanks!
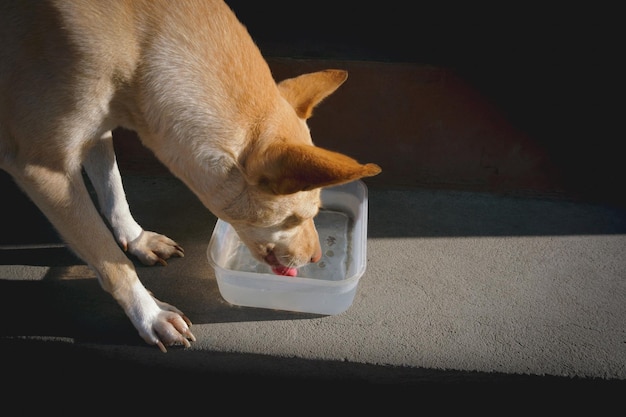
[207,180,369,315]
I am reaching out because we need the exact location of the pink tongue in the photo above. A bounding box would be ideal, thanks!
[271,265,298,277]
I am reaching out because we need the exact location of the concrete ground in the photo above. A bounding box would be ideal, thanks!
[1,173,625,400]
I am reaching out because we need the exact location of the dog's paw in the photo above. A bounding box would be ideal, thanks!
[139,297,196,353]
[151,310,196,353]
[126,230,184,266]
[125,283,195,352]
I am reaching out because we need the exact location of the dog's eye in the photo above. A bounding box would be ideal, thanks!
[282,214,303,228]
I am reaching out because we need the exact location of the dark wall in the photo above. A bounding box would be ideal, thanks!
[225,1,617,130]
[225,1,623,204]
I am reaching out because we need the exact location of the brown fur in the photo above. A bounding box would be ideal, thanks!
[0,0,380,351]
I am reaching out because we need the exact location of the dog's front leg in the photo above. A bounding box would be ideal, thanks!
[11,164,195,351]
[83,131,184,266]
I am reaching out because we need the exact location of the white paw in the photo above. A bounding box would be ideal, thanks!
[127,283,196,352]
[149,308,196,353]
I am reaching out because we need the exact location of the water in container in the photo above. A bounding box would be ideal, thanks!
[225,209,351,281]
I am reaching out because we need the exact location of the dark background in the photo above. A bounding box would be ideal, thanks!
[225,1,619,136]
[225,1,622,203]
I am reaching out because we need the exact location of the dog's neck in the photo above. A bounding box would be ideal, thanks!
[104,0,284,215]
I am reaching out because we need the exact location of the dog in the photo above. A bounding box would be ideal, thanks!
[0,0,381,352]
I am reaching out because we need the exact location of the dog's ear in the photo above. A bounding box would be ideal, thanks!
[245,142,381,195]
[277,69,348,119]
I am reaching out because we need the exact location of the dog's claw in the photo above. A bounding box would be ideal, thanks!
[156,340,167,353]
[185,329,196,342]
[157,258,168,266]
[154,332,194,353]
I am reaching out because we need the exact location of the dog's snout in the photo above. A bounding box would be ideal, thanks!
[310,248,322,263]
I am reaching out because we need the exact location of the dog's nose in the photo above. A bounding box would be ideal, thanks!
[310,249,322,263]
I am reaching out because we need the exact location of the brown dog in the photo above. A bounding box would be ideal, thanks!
[0,0,380,351]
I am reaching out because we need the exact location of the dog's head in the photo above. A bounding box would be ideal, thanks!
[217,69,381,274]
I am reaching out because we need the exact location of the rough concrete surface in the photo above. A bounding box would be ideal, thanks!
[1,174,625,403]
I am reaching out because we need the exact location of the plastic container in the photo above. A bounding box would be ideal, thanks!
[207,180,369,315]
